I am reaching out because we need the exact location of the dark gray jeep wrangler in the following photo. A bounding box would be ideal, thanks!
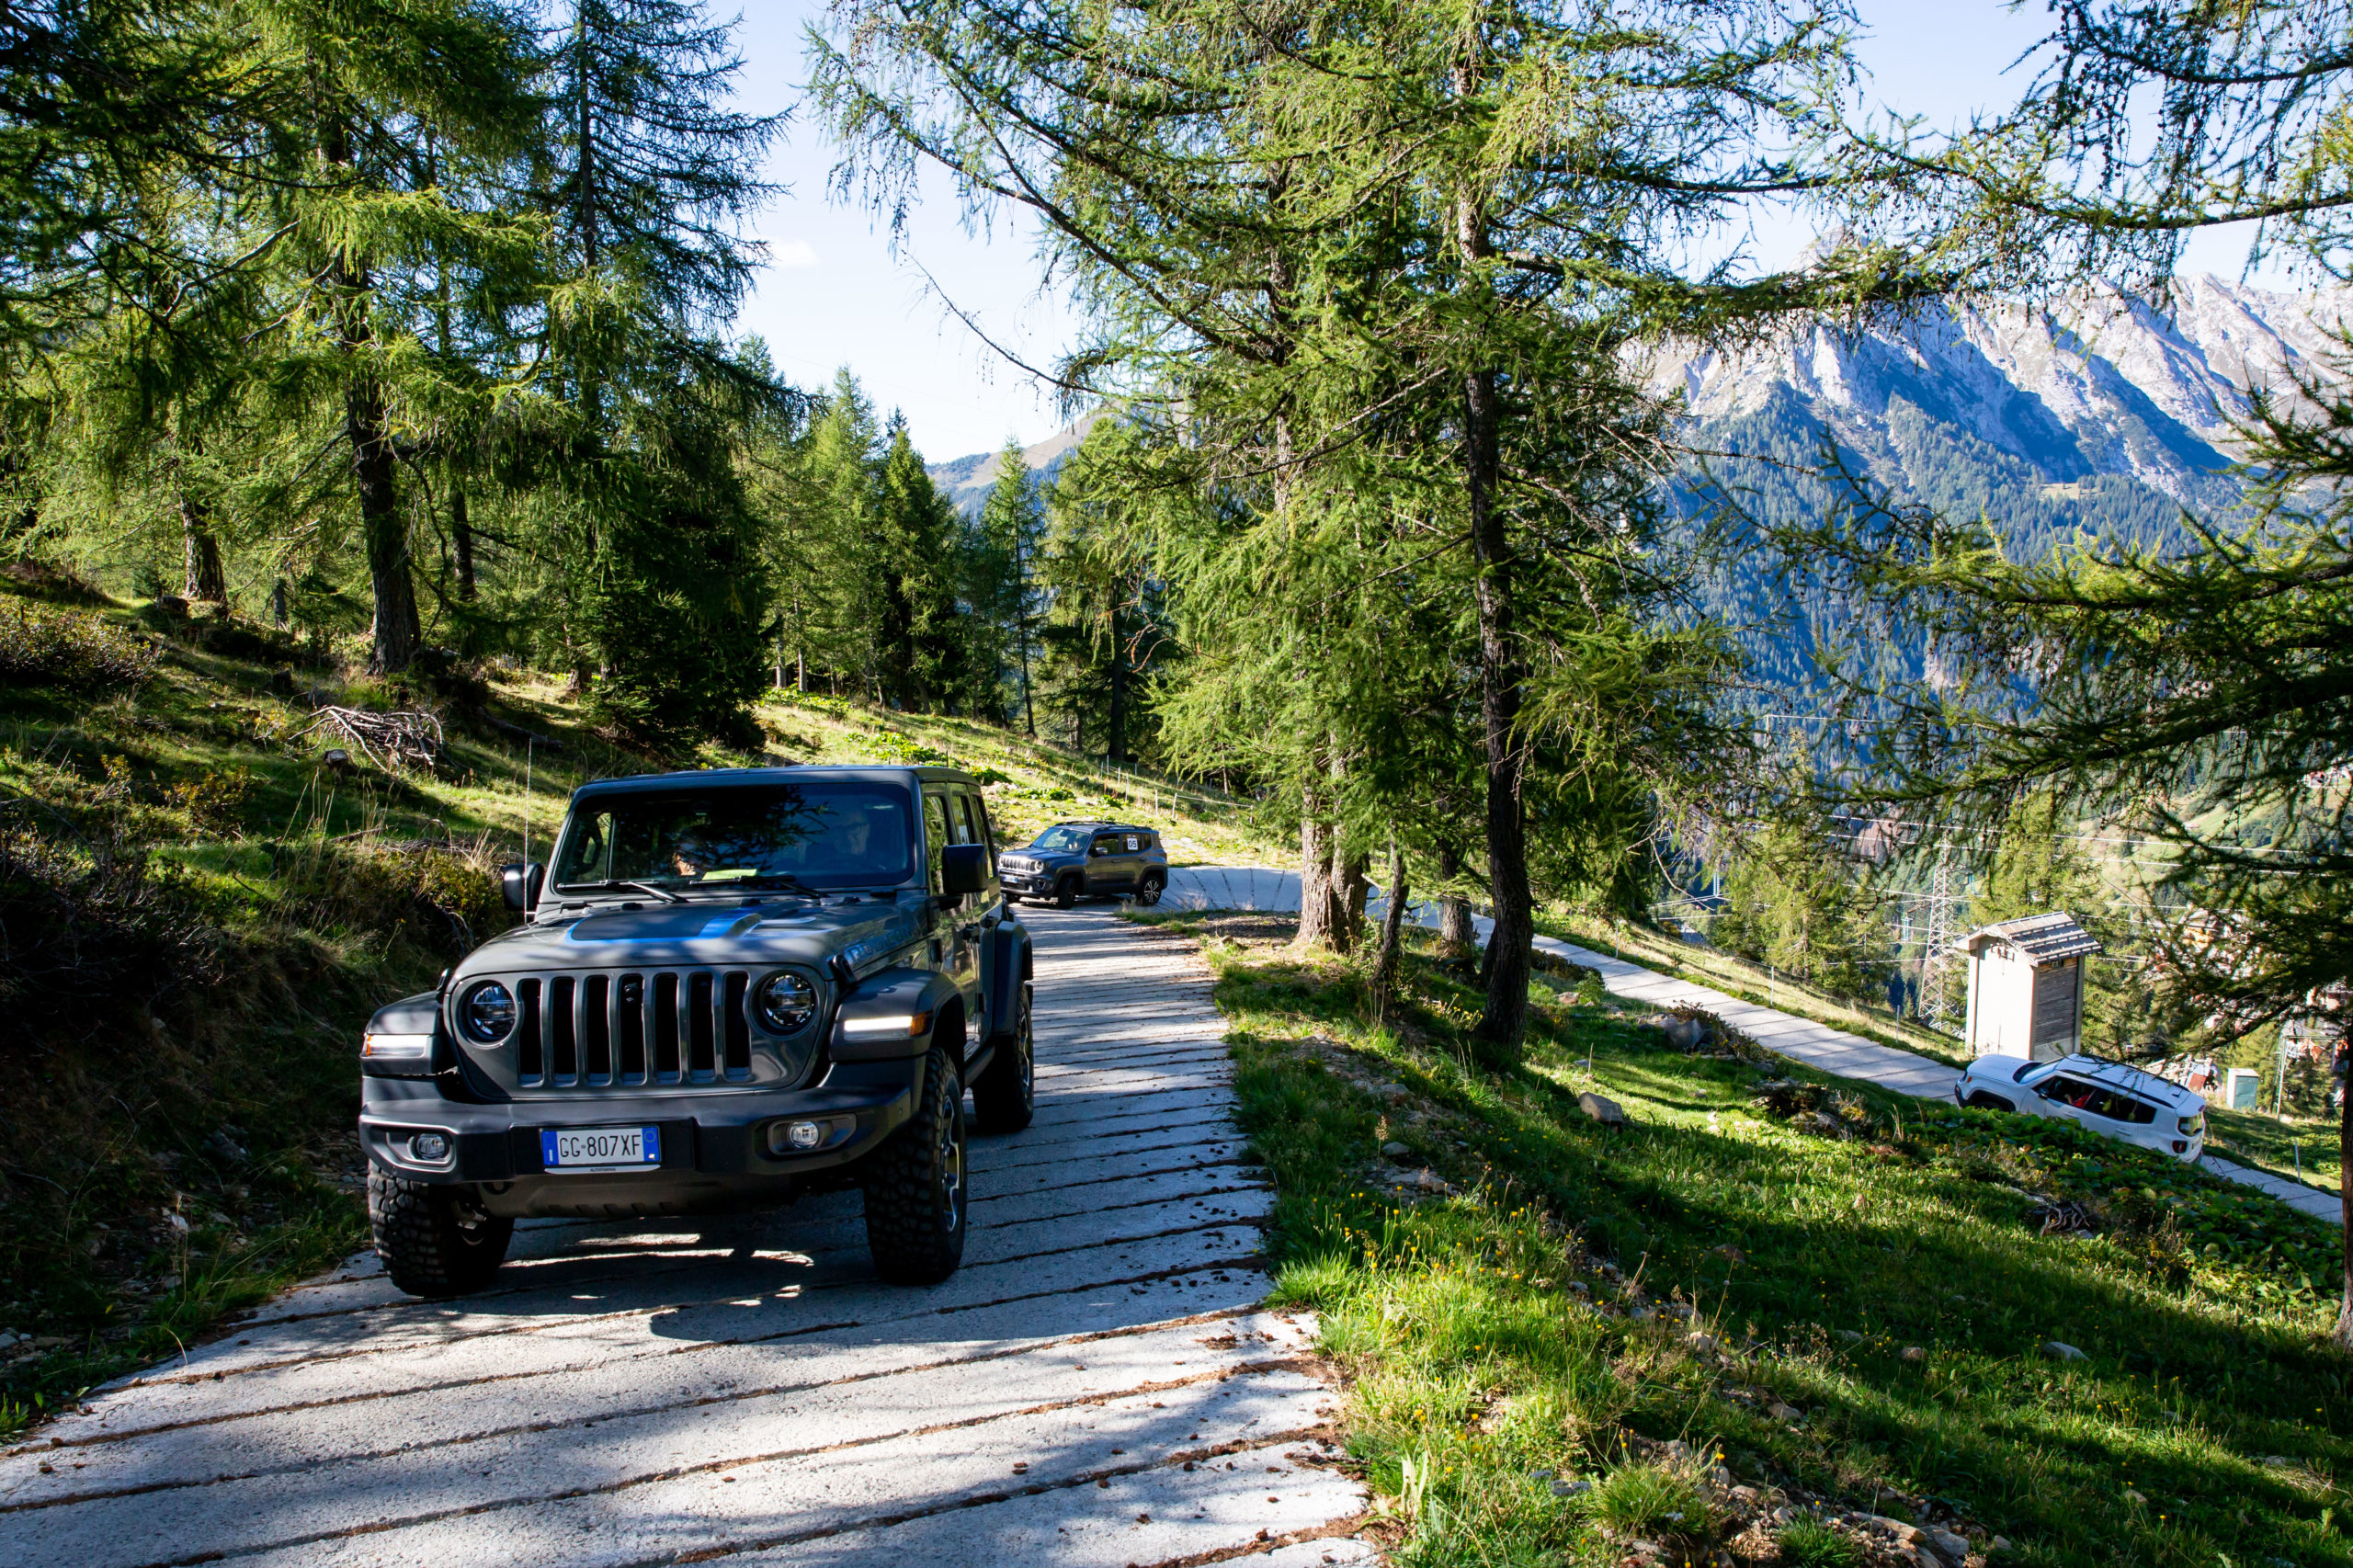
[358,765,1033,1297]
[996,820,1169,908]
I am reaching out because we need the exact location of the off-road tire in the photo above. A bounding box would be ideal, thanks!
[1053,877,1079,909]
[861,1045,968,1284]
[1004,892,1022,905]
[972,982,1035,1133]
[369,1170,514,1298]
[1134,869,1166,906]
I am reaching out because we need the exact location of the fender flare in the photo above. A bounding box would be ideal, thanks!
[983,915,1033,1046]
[830,966,969,1064]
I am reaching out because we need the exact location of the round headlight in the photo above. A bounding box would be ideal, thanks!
[754,971,818,1034]
[460,981,517,1043]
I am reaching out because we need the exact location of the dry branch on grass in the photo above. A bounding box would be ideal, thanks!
[292,707,444,771]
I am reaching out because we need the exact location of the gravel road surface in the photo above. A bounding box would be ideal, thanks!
[0,905,1370,1568]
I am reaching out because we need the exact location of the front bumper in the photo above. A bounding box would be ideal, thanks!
[359,1057,926,1218]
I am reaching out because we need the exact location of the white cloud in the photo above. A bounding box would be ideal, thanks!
[773,239,818,268]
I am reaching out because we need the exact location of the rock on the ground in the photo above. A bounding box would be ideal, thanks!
[1662,1017,1706,1050]
[1900,1346,1926,1363]
[1380,1141,1410,1158]
[1578,1092,1628,1128]
[2040,1340,2088,1362]
[1922,1526,1972,1567]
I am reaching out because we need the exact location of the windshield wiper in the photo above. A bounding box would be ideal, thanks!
[562,879,687,905]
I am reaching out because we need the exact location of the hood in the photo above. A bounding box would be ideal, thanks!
[457,895,927,978]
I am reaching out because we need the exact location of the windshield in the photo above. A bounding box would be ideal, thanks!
[552,782,915,892]
[1029,825,1090,853]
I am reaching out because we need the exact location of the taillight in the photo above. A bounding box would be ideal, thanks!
[2171,1140,2188,1153]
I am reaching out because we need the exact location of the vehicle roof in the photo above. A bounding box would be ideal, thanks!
[568,764,973,800]
[2034,1052,2205,1109]
[1040,819,1151,834]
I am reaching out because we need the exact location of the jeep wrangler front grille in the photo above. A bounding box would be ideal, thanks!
[510,970,756,1088]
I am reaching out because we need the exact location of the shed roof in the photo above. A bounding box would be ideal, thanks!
[1960,911,2101,964]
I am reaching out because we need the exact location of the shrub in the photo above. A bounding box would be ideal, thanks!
[0,819,221,1035]
[0,602,159,691]
[274,834,506,957]
[168,769,255,837]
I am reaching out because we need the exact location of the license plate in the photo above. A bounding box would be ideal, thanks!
[541,1125,661,1171]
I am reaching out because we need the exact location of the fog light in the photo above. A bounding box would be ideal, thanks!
[411,1131,450,1162]
[768,1119,825,1154]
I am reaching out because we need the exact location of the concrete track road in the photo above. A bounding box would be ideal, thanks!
[0,905,1370,1568]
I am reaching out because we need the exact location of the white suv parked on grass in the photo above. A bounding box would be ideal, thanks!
[1953,1053,2208,1162]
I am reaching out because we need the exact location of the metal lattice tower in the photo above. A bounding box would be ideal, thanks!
[1919,845,1960,1024]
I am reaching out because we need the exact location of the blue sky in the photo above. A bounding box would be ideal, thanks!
[728,2,2269,462]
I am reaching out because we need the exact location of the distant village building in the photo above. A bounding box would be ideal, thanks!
[1959,913,2101,1061]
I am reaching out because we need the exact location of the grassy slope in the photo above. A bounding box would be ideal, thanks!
[2206,1107,2346,1197]
[1553,913,1973,1070]
[1134,910,2351,1568]
[1559,914,2349,1203]
[0,596,1274,1437]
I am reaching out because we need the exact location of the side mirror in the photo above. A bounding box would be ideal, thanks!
[939,842,987,901]
[502,861,544,912]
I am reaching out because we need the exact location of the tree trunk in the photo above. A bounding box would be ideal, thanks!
[1371,838,1409,1014]
[1437,842,1478,955]
[1297,776,1336,950]
[352,373,415,674]
[1335,844,1370,947]
[319,104,414,677]
[181,495,226,606]
[2338,1034,2351,1347]
[1107,608,1128,766]
[1465,347,1530,1053]
[451,485,476,601]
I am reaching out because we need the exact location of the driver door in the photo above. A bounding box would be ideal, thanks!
[1085,831,1137,892]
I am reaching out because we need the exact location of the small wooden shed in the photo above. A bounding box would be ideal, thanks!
[1959,913,2101,1062]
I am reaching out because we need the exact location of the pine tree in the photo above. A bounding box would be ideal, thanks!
[976,437,1045,734]
[533,0,785,725]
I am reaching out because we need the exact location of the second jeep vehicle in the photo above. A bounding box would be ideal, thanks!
[997,820,1168,906]
[357,766,1033,1297]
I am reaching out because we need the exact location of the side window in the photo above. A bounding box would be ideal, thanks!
[1093,833,1120,857]
[956,793,995,872]
[2041,1075,2098,1109]
[1123,833,1140,852]
[924,792,952,892]
[563,811,613,882]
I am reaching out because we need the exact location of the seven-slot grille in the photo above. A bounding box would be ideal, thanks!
[504,970,759,1088]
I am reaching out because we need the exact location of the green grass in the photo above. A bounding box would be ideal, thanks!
[2206,1103,2346,1196]
[1189,921,2351,1568]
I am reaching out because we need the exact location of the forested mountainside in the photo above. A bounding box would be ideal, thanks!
[1669,275,2348,691]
